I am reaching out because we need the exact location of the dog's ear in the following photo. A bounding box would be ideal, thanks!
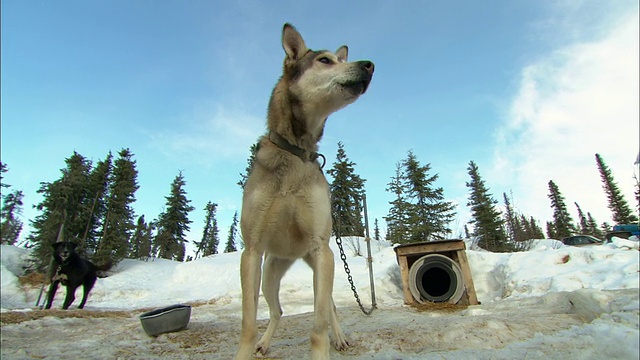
[69,242,78,250]
[282,23,307,60]
[336,46,348,62]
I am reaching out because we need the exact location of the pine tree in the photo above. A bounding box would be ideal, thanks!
[575,202,589,235]
[28,152,94,269]
[94,149,139,267]
[60,152,94,251]
[503,192,520,242]
[0,162,7,188]
[130,215,153,259]
[547,180,577,239]
[82,153,113,254]
[154,171,195,261]
[385,153,456,244]
[238,142,259,189]
[546,221,556,240]
[595,153,638,224]
[373,218,380,241]
[529,216,545,239]
[195,201,220,258]
[385,163,410,244]
[634,172,640,215]
[224,211,239,253]
[403,151,456,242]
[466,161,509,252]
[586,213,604,238]
[327,142,366,237]
[0,163,24,245]
[519,214,533,240]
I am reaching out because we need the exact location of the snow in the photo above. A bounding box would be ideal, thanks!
[1,238,638,359]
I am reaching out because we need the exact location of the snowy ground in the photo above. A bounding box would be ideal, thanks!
[1,237,639,359]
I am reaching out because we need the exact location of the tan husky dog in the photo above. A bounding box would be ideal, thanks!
[236,24,374,359]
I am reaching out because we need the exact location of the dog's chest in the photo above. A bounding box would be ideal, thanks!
[243,169,332,257]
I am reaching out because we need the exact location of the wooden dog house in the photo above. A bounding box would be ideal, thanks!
[394,240,479,306]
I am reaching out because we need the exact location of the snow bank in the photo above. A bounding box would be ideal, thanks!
[1,239,638,359]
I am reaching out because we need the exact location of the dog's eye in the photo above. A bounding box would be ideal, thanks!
[317,57,332,64]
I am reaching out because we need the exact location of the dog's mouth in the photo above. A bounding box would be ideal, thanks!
[341,78,371,96]
[340,62,374,96]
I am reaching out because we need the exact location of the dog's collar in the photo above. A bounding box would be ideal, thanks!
[268,132,326,168]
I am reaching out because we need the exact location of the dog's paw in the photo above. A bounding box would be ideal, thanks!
[234,346,255,360]
[332,333,350,351]
[255,341,270,356]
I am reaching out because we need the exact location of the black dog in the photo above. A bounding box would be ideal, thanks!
[45,242,97,310]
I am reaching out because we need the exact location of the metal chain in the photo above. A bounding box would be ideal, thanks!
[335,233,374,315]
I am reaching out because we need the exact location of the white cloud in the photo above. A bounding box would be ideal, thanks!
[146,104,264,167]
[492,13,639,227]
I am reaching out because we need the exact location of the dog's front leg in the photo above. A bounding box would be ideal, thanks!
[44,281,60,309]
[330,298,349,350]
[62,284,78,310]
[235,247,263,360]
[256,255,295,355]
[306,243,335,360]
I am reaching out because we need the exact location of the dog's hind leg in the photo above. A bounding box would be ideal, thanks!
[256,255,295,355]
[77,275,96,309]
[44,281,60,309]
[305,243,335,360]
[235,247,264,360]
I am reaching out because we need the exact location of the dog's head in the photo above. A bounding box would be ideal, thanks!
[280,23,374,124]
[52,241,77,263]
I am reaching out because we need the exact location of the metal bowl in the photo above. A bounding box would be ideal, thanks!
[139,304,191,336]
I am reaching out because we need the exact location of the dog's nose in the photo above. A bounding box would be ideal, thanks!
[357,60,374,76]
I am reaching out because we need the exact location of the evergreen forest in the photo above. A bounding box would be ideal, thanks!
[1,145,638,270]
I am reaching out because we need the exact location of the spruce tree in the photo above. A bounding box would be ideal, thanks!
[595,154,638,224]
[154,171,195,261]
[586,213,604,238]
[546,221,556,240]
[547,180,577,239]
[195,201,220,258]
[528,216,545,239]
[130,215,153,259]
[238,142,259,189]
[28,152,93,269]
[403,151,456,242]
[373,218,380,241]
[575,202,589,234]
[95,149,139,267]
[385,152,456,244]
[503,193,520,242]
[1,163,24,245]
[519,214,533,240]
[634,172,640,215]
[466,161,509,251]
[327,142,366,237]
[385,163,410,244]
[82,153,113,254]
[224,211,239,253]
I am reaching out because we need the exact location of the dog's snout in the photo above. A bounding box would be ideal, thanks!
[357,60,374,75]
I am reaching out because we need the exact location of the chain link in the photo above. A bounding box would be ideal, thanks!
[335,234,374,315]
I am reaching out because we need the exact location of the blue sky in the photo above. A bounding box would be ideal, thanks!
[2,1,638,252]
